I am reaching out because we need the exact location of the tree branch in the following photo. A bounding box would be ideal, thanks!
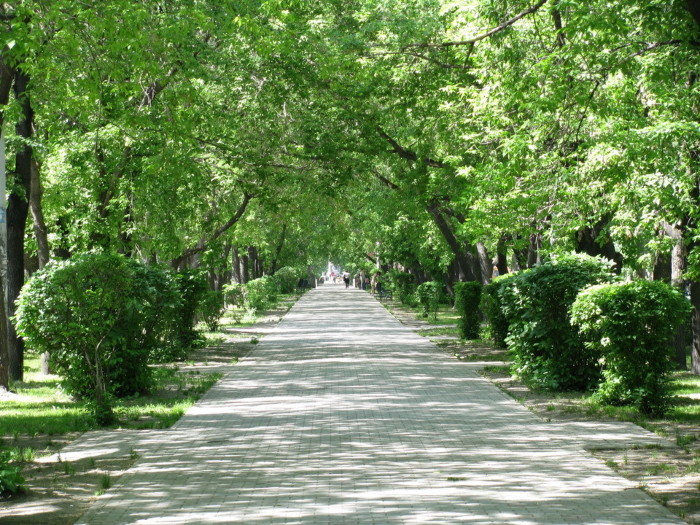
[404,0,548,50]
[377,127,448,169]
[172,192,254,267]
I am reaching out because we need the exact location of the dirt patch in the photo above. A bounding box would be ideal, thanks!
[0,301,293,525]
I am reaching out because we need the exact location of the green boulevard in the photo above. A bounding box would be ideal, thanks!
[2,0,700,518]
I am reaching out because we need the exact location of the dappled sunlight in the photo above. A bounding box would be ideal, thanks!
[74,286,681,524]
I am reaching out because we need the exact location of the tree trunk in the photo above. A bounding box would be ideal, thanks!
[690,281,700,375]
[496,235,509,276]
[527,233,541,267]
[30,159,49,268]
[426,204,475,281]
[0,272,9,391]
[476,242,491,284]
[270,223,287,275]
[666,226,689,370]
[7,69,33,382]
[232,247,243,284]
[686,0,700,27]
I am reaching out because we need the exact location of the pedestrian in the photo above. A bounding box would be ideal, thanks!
[371,271,380,295]
[359,269,366,290]
[343,271,350,288]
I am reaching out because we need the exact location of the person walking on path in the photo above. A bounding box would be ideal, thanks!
[370,270,380,294]
[343,271,350,288]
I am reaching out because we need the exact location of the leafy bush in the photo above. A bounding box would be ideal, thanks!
[499,254,615,391]
[15,254,137,424]
[416,281,443,319]
[272,267,300,294]
[454,281,483,340]
[245,276,279,311]
[173,269,208,351]
[126,262,182,364]
[197,289,226,331]
[571,280,691,415]
[0,449,25,496]
[387,270,417,305]
[223,283,246,308]
[481,273,518,348]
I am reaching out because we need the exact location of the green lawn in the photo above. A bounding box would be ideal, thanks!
[1,357,221,436]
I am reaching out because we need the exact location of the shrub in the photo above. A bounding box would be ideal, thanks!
[197,289,226,331]
[245,276,278,312]
[15,254,136,424]
[571,280,691,415]
[173,269,208,351]
[223,283,246,308]
[499,253,615,391]
[387,270,417,305]
[416,281,443,319]
[126,262,182,364]
[481,273,518,348]
[272,267,300,294]
[454,281,483,340]
[0,449,25,496]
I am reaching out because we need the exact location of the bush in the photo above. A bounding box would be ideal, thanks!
[571,280,691,415]
[15,254,136,424]
[0,450,25,496]
[416,281,443,319]
[197,289,226,331]
[173,269,208,351]
[126,262,182,364]
[454,281,483,340]
[481,273,518,348]
[245,276,278,312]
[387,270,417,305]
[223,283,246,308]
[272,267,300,294]
[499,253,615,391]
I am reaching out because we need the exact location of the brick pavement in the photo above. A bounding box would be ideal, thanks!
[74,285,683,524]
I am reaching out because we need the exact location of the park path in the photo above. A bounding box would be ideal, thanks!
[74,284,683,524]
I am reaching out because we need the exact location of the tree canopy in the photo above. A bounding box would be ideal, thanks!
[2,0,700,380]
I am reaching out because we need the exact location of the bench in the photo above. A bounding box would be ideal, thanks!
[376,284,393,301]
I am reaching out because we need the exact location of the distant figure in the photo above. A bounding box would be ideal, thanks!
[492,265,500,279]
[359,270,366,290]
[343,271,350,288]
[371,271,380,295]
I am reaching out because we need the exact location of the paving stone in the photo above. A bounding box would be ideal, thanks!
[75,285,683,524]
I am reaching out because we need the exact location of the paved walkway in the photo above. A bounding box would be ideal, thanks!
[74,285,683,524]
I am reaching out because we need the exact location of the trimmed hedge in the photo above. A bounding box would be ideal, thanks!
[499,254,615,391]
[454,281,482,340]
[571,280,690,415]
[480,273,518,348]
[416,281,443,319]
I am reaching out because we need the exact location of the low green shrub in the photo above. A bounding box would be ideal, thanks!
[197,289,226,331]
[416,281,443,319]
[0,449,25,496]
[126,262,182,364]
[499,253,615,391]
[245,276,279,311]
[454,281,482,340]
[223,283,246,308]
[15,254,137,424]
[481,273,518,348]
[387,270,417,305]
[272,267,300,294]
[173,269,208,351]
[571,280,691,415]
